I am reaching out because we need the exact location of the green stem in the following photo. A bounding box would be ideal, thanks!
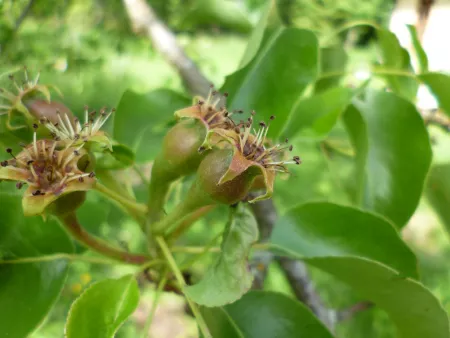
[60,213,150,265]
[0,254,131,265]
[142,270,168,338]
[156,236,212,338]
[95,182,147,221]
[150,182,212,236]
[171,242,271,254]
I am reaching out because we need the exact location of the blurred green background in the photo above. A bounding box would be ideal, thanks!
[2,0,450,337]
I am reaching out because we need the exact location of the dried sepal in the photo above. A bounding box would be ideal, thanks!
[0,67,54,130]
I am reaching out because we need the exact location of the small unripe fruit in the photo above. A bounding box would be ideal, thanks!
[25,99,75,126]
[48,191,87,217]
[196,149,256,205]
[159,119,207,178]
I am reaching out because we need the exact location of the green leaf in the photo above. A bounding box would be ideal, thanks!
[315,45,348,93]
[345,90,432,227]
[0,184,73,338]
[272,202,449,338]
[376,29,418,100]
[310,257,449,338]
[180,0,253,34]
[113,89,189,163]
[222,28,319,138]
[239,0,283,69]
[406,25,428,73]
[96,144,136,170]
[281,87,354,139]
[419,73,450,118]
[272,202,418,278]
[186,206,259,307]
[201,291,333,338]
[65,274,140,338]
[425,163,450,237]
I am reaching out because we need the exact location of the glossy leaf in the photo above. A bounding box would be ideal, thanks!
[222,28,318,138]
[406,25,428,73]
[310,257,449,338]
[271,202,418,278]
[201,291,333,338]
[272,202,449,338]
[376,29,418,100]
[425,163,450,237]
[315,45,348,93]
[281,87,353,139]
[113,89,189,162]
[345,90,432,227]
[65,274,140,338]
[419,73,450,117]
[0,184,73,338]
[239,0,283,69]
[186,206,259,307]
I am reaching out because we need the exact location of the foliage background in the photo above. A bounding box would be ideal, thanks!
[1,0,450,337]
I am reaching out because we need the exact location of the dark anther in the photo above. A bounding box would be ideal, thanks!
[54,122,59,127]
[32,123,38,129]
[289,145,293,151]
[259,121,267,128]
[55,136,61,141]
[78,177,84,182]
[212,90,218,96]
[251,110,256,116]
[285,138,289,143]
[198,146,206,153]
[6,148,16,159]
[19,142,27,148]
[238,109,243,114]
[293,156,301,165]
[270,115,275,120]
[1,160,8,167]
[74,118,79,123]
[111,108,116,113]
[198,100,205,105]
[209,84,214,88]
[88,172,95,178]
[74,150,80,156]
[32,190,42,196]
[27,160,34,165]
[16,182,23,190]
[8,75,14,81]
[223,92,229,97]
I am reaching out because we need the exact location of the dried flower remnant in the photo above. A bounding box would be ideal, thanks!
[209,113,301,203]
[0,131,96,216]
[0,67,53,129]
[41,106,114,150]
[175,86,236,133]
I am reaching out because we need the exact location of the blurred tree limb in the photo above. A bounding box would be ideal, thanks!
[121,0,373,330]
[122,0,211,96]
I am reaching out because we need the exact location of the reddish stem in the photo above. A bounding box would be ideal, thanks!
[60,213,149,265]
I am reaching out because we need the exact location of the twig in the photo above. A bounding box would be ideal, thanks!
[122,0,211,96]
[15,0,36,31]
[276,257,337,330]
[337,301,374,322]
[249,197,277,289]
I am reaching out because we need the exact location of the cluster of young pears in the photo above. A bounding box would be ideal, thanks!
[147,86,300,235]
[0,70,300,239]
